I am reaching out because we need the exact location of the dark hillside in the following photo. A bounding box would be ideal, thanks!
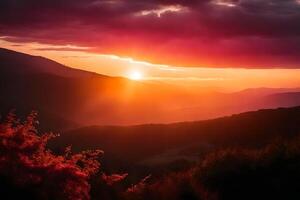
[0,48,101,78]
[52,106,300,170]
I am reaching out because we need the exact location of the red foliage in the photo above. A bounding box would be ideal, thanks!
[0,112,103,200]
[101,173,128,186]
[126,174,151,193]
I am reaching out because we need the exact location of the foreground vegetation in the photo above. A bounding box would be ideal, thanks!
[1,113,300,200]
[0,113,127,200]
[128,139,300,200]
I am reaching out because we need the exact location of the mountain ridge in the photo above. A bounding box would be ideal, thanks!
[52,106,300,167]
[1,47,300,131]
[0,47,106,78]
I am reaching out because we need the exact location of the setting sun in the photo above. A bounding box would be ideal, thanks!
[128,71,143,80]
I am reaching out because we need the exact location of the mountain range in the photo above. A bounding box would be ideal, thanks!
[1,47,300,133]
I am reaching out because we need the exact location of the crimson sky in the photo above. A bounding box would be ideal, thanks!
[1,0,300,68]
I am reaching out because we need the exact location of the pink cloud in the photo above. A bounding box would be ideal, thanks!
[1,0,300,68]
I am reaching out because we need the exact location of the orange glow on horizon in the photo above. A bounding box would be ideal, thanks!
[1,39,300,92]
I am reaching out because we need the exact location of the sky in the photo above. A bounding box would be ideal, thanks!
[1,0,300,91]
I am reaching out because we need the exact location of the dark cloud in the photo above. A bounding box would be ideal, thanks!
[1,0,300,68]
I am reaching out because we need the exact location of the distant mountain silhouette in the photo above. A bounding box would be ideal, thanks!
[0,48,101,78]
[1,48,300,132]
[263,92,300,107]
[234,87,300,97]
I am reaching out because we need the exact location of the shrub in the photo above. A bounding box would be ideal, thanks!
[0,112,102,200]
[194,138,300,200]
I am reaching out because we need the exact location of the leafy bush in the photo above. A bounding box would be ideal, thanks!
[0,112,102,200]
